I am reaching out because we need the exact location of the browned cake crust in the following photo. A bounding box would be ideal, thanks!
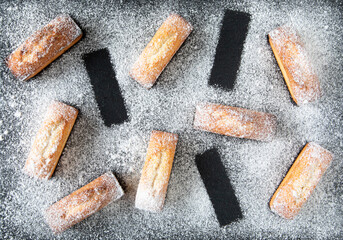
[268,25,320,105]
[194,103,277,141]
[135,130,178,212]
[6,14,82,81]
[270,142,333,219]
[24,101,78,179]
[130,14,192,88]
[45,172,124,234]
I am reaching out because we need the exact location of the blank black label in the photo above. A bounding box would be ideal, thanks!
[83,48,128,126]
[195,148,243,226]
[209,9,251,90]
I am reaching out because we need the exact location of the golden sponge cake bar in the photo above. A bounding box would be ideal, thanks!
[24,101,78,179]
[268,25,320,105]
[130,14,192,88]
[270,142,333,219]
[194,103,277,141]
[6,14,82,81]
[135,130,178,212]
[45,172,124,234]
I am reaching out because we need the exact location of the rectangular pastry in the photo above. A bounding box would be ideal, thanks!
[24,101,78,179]
[270,142,333,219]
[6,14,82,81]
[135,130,178,212]
[130,14,193,88]
[45,172,124,234]
[268,25,320,105]
[193,103,277,141]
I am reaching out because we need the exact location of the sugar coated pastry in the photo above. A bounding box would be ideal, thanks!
[24,101,78,179]
[130,14,193,88]
[135,130,178,212]
[6,14,82,81]
[268,25,320,105]
[270,142,333,219]
[193,103,277,141]
[45,172,124,234]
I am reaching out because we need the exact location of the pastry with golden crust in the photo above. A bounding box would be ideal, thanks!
[135,130,178,212]
[45,172,124,234]
[193,103,277,141]
[6,14,82,81]
[130,14,192,88]
[268,25,320,105]
[24,101,78,179]
[270,142,333,219]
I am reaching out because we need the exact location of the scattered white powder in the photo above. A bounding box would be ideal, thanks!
[14,111,21,118]
[0,0,342,239]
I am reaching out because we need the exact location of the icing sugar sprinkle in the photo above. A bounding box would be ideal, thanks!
[0,0,342,239]
[14,111,22,118]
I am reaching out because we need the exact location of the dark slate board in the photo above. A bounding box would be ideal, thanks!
[209,9,251,90]
[83,48,128,127]
[195,148,243,226]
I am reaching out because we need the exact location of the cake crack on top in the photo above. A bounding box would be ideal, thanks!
[6,14,82,81]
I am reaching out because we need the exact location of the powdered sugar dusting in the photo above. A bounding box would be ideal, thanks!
[6,14,82,81]
[0,0,342,239]
[135,130,178,212]
[194,103,277,141]
[44,171,124,234]
[270,142,333,219]
[24,101,78,179]
[130,14,193,88]
[269,25,321,105]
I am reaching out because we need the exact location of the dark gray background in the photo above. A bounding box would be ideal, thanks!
[1,0,342,239]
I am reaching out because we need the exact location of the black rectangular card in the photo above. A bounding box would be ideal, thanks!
[83,48,128,126]
[209,9,251,90]
[195,148,243,226]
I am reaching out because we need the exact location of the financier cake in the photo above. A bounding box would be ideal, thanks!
[130,14,192,88]
[6,14,82,81]
[194,103,277,141]
[24,101,78,179]
[270,142,333,219]
[268,25,320,105]
[135,130,178,212]
[45,172,124,234]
